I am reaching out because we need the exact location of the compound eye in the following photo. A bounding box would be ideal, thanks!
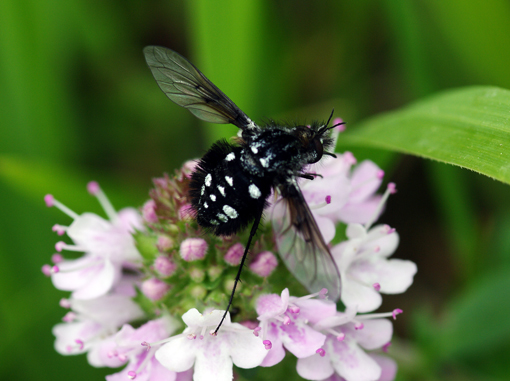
[308,138,323,164]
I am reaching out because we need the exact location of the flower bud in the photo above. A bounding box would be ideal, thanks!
[249,251,278,277]
[157,235,174,251]
[141,278,170,300]
[142,199,158,224]
[224,243,244,265]
[180,238,207,261]
[154,255,177,277]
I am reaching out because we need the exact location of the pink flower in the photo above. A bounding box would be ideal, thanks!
[255,289,337,367]
[270,150,384,248]
[302,152,384,228]
[333,223,417,313]
[297,307,395,381]
[46,183,143,300]
[52,294,145,360]
[88,318,181,381]
[155,309,267,381]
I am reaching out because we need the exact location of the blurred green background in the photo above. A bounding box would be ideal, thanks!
[1,0,510,380]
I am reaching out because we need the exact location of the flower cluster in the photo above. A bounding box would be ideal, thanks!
[43,120,416,380]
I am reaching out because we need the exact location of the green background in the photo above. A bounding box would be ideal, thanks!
[1,1,510,380]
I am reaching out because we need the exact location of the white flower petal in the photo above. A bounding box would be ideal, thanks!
[71,294,145,327]
[228,325,267,368]
[296,353,335,380]
[351,258,417,294]
[51,256,98,291]
[67,213,111,244]
[156,336,196,373]
[353,319,393,350]
[341,278,382,313]
[72,259,118,299]
[52,321,99,355]
[346,223,366,239]
[193,338,232,381]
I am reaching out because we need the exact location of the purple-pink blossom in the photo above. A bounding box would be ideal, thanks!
[46,183,143,300]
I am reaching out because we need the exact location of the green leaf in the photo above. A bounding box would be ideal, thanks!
[433,268,510,359]
[339,86,510,184]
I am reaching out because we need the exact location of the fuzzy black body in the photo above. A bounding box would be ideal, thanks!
[188,140,271,236]
[189,124,334,236]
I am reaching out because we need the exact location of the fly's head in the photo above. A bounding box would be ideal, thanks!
[292,123,335,164]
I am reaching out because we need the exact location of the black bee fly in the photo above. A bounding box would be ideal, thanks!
[143,46,342,332]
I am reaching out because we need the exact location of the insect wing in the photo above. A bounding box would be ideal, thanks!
[143,46,256,130]
[272,182,342,301]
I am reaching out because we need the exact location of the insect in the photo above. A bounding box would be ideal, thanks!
[143,46,342,332]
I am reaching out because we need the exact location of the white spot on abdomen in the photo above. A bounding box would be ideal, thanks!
[217,213,228,223]
[210,194,217,202]
[251,146,258,154]
[223,205,238,219]
[259,158,269,168]
[205,174,212,187]
[249,184,261,199]
[204,202,209,208]
[225,176,233,186]
[217,185,226,197]
[225,153,235,161]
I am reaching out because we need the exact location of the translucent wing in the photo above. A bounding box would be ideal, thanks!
[143,46,257,130]
[272,180,342,301]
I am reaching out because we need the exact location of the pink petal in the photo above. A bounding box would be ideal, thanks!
[353,319,393,350]
[116,207,144,232]
[261,341,285,367]
[281,323,327,358]
[329,336,381,381]
[290,298,337,325]
[349,161,382,203]
[370,354,397,381]
[296,352,335,380]
[256,289,289,318]
[336,196,381,224]
[315,215,336,244]
[145,357,178,381]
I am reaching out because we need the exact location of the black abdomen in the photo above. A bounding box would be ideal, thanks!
[189,140,271,236]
